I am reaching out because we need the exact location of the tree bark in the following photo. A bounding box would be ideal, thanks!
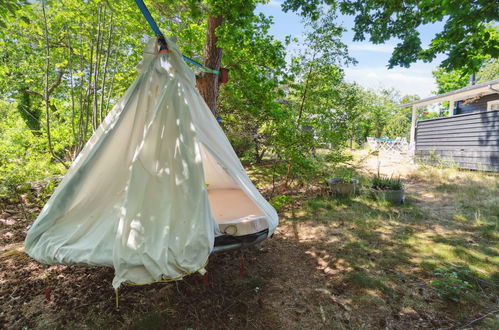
[296,52,316,128]
[41,1,67,168]
[99,11,113,122]
[67,32,76,150]
[350,126,354,149]
[196,15,224,118]
[92,5,103,130]
[82,42,94,145]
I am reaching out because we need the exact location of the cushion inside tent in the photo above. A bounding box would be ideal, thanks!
[208,189,268,236]
[199,143,269,237]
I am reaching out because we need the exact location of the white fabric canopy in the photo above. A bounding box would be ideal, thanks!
[25,37,278,288]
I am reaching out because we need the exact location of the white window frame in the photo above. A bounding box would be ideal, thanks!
[487,100,499,111]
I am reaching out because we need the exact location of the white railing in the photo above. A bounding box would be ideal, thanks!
[367,137,409,153]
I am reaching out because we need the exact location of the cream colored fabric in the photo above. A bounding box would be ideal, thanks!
[208,189,264,221]
[24,37,278,288]
[208,189,268,236]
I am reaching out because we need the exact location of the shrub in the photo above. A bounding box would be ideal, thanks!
[329,167,356,183]
[431,268,472,302]
[270,194,293,211]
[371,176,403,190]
[0,102,65,201]
[227,132,254,158]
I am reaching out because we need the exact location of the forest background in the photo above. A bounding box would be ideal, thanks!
[0,0,497,201]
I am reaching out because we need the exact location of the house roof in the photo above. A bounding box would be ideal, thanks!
[400,78,499,108]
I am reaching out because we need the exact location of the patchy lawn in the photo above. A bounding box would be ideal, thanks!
[1,152,498,329]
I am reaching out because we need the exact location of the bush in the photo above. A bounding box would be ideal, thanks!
[0,101,65,201]
[270,194,293,211]
[431,268,472,302]
[227,132,254,158]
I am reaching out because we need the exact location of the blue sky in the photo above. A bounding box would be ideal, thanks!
[256,1,447,97]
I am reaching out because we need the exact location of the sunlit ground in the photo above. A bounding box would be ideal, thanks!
[1,152,498,329]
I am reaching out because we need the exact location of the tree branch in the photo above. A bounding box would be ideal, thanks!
[452,309,499,330]
[25,70,64,100]
[47,70,64,95]
[25,89,43,99]
[41,1,68,168]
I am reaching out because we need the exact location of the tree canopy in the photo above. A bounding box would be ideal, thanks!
[282,0,499,74]
[433,59,499,94]
[0,0,480,198]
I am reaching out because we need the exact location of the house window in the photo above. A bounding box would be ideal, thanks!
[487,100,499,111]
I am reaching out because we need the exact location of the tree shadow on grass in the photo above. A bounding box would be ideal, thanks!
[1,235,326,329]
[1,191,496,329]
[289,193,498,328]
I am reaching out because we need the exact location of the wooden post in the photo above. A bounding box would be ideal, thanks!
[409,104,417,156]
[448,100,455,117]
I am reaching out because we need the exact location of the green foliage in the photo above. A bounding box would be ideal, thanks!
[0,101,64,200]
[0,0,28,30]
[16,89,42,133]
[267,9,357,181]
[337,173,355,184]
[226,131,254,158]
[270,194,293,211]
[431,267,472,303]
[383,112,410,140]
[384,94,418,140]
[282,0,499,74]
[0,0,420,201]
[371,176,403,191]
[477,59,499,82]
[331,87,412,143]
[0,0,149,162]
[329,166,357,183]
[365,89,397,139]
[218,12,287,162]
[432,51,499,95]
[432,67,469,94]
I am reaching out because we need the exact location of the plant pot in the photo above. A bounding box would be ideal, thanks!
[370,188,405,204]
[327,178,359,197]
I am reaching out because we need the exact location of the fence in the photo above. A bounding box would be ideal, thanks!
[367,137,409,153]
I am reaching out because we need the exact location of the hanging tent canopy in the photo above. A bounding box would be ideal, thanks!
[25,37,278,288]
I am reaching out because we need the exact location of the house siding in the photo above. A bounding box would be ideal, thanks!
[456,93,499,114]
[415,109,499,171]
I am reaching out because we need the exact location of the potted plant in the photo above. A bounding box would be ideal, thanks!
[370,176,405,204]
[326,173,359,197]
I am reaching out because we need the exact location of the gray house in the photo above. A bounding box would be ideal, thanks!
[402,79,499,172]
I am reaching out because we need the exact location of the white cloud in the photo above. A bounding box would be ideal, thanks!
[343,65,437,97]
[348,43,395,53]
[268,0,283,6]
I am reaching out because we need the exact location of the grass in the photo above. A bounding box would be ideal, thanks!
[2,155,498,329]
[280,163,499,326]
[345,270,392,294]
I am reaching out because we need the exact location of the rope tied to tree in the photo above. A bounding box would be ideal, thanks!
[134,0,220,75]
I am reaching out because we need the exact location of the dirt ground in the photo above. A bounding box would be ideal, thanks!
[1,151,498,329]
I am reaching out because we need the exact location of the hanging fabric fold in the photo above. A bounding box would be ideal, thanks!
[25,37,278,288]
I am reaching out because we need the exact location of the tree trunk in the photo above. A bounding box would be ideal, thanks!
[99,11,113,123]
[41,1,67,168]
[350,126,354,149]
[196,15,223,118]
[92,5,103,130]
